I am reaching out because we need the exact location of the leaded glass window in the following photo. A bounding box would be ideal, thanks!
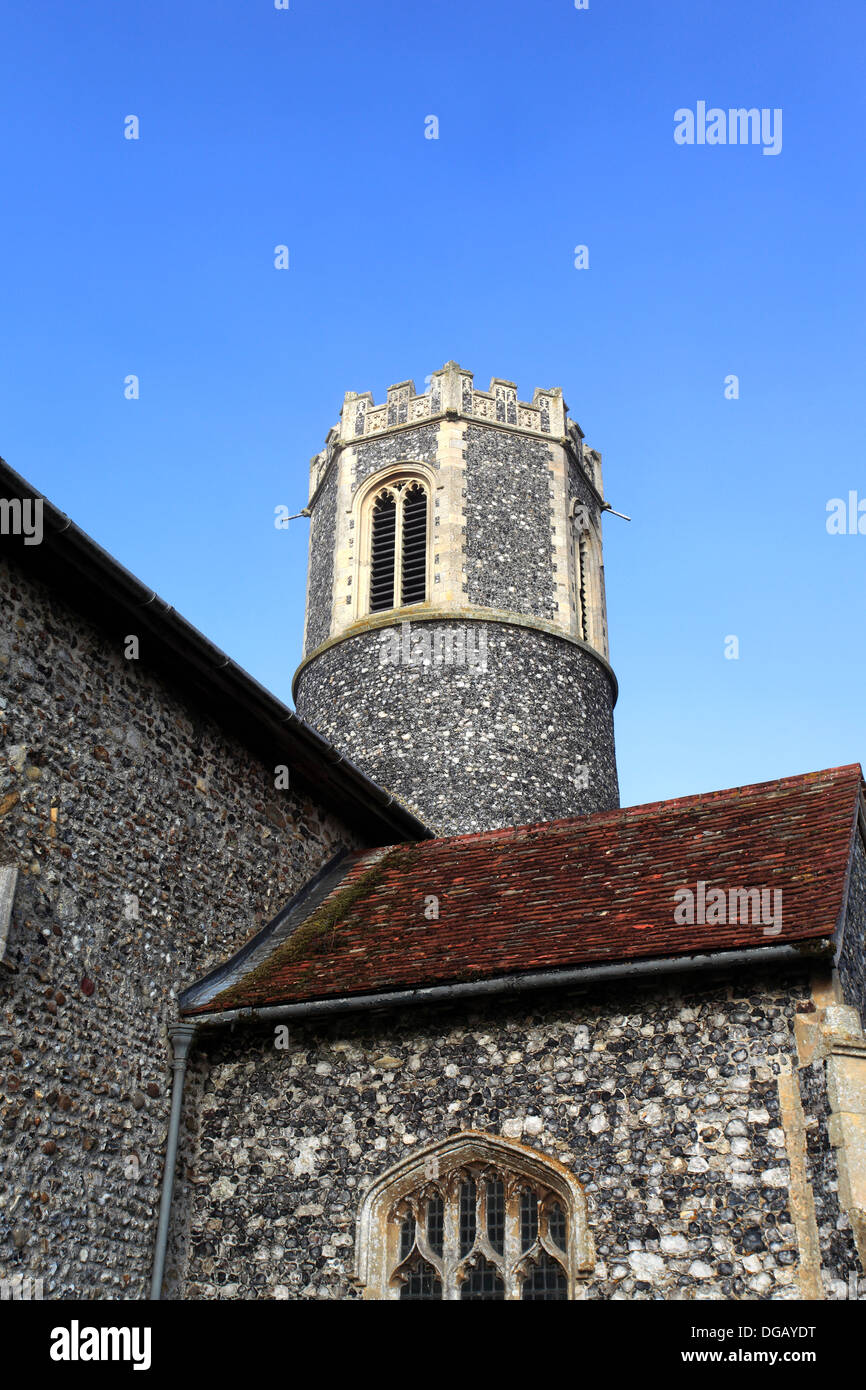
[387,1164,573,1300]
[356,1132,594,1301]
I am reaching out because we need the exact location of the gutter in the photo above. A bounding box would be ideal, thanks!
[148,936,831,1298]
[187,939,832,1031]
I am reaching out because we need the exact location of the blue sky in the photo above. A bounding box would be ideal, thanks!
[1,0,864,811]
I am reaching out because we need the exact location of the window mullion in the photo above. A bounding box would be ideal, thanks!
[503,1183,522,1301]
[442,1186,461,1300]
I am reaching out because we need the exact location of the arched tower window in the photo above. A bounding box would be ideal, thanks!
[355,1131,594,1300]
[368,478,429,614]
[570,499,606,654]
[577,531,590,643]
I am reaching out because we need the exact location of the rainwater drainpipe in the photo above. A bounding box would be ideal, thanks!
[150,1022,197,1300]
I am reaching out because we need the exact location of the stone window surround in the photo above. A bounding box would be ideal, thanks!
[351,462,437,624]
[354,1130,595,1300]
[569,501,607,659]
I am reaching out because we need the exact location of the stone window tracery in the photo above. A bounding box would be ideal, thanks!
[355,1131,594,1300]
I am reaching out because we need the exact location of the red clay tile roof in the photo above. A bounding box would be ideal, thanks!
[181,765,863,1016]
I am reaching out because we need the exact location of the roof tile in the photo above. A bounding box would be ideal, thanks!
[182,765,863,1015]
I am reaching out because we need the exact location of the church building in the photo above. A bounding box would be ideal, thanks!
[1,364,865,1301]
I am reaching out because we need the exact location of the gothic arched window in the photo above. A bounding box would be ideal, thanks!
[570,499,607,656]
[368,478,429,613]
[577,530,590,644]
[355,1132,594,1300]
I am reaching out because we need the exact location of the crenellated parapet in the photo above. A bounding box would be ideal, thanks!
[345,361,568,439]
[308,363,602,501]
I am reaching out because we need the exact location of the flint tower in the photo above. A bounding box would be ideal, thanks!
[293,362,619,836]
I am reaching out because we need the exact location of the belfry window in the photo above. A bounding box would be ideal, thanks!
[355,1132,594,1300]
[368,479,428,613]
[578,532,590,643]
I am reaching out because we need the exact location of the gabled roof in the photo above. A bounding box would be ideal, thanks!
[180,764,864,1018]
[0,456,430,845]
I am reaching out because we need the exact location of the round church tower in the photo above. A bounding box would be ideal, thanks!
[293,362,619,836]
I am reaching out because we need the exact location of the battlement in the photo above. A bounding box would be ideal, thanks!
[341,361,576,440]
[309,362,589,499]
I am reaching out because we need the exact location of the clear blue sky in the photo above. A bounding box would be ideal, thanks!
[1,0,864,810]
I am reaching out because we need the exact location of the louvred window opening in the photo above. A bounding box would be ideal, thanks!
[370,491,397,612]
[368,479,428,614]
[578,533,589,642]
[400,482,427,605]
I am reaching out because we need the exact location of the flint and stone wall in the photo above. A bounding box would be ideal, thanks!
[351,423,441,496]
[175,967,860,1302]
[295,621,618,836]
[304,467,338,654]
[462,425,558,619]
[0,555,359,1299]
